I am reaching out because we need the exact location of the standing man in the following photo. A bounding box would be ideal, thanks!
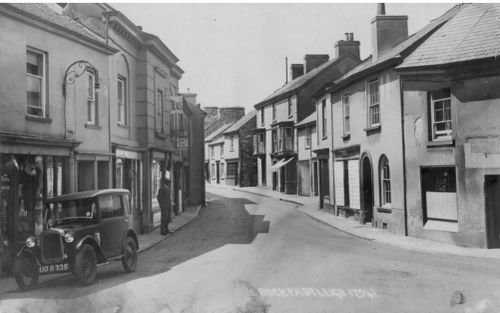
[157,177,172,235]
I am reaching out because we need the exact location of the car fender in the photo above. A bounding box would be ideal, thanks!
[76,236,106,263]
[121,229,139,254]
[15,246,41,266]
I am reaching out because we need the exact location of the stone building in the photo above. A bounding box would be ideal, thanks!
[295,112,318,197]
[222,110,257,187]
[204,106,245,137]
[205,123,233,185]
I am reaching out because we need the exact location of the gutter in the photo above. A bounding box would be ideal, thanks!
[399,76,409,237]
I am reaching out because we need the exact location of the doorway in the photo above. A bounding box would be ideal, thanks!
[361,156,373,224]
[216,162,220,184]
[485,175,500,248]
[312,161,318,196]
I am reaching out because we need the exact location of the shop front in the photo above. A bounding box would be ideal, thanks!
[115,147,143,233]
[0,133,79,274]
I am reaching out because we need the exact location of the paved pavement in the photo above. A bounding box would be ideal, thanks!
[0,205,201,295]
[207,184,500,260]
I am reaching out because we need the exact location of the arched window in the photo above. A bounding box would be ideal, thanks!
[380,155,391,205]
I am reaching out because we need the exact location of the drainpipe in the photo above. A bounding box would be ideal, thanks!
[399,76,409,236]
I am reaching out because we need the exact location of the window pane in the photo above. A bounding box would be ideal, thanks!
[118,80,123,101]
[88,75,94,99]
[27,76,42,108]
[26,51,43,76]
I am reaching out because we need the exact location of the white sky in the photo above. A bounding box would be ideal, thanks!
[113,3,456,113]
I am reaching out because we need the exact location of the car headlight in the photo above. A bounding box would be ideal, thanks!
[64,232,75,243]
[26,237,36,248]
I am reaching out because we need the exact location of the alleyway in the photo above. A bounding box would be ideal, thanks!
[1,189,500,313]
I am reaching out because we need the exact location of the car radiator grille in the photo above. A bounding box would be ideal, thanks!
[40,232,64,263]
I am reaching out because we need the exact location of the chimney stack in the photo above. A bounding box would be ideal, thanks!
[290,64,304,80]
[377,3,386,15]
[335,32,360,59]
[304,54,329,73]
[371,3,408,60]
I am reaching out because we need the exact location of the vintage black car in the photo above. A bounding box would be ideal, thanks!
[13,189,139,290]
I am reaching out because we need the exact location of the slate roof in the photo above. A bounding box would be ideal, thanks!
[295,112,317,128]
[3,3,103,43]
[332,4,464,88]
[256,54,358,107]
[398,3,500,68]
[205,123,233,142]
[223,110,257,134]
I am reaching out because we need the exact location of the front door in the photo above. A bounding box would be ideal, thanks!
[312,161,318,196]
[485,175,500,248]
[99,194,128,257]
[361,157,373,224]
[216,162,220,184]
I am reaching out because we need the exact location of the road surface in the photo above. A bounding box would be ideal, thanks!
[1,187,500,313]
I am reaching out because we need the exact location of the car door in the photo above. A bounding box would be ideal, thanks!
[99,194,128,258]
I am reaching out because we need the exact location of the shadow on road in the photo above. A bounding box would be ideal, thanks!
[0,192,269,300]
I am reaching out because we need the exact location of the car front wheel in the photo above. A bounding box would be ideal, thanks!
[14,252,39,291]
[74,244,97,286]
[121,237,137,273]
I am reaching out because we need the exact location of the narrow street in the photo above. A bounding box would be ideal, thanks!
[1,188,500,313]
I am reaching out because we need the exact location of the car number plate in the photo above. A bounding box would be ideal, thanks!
[39,263,69,274]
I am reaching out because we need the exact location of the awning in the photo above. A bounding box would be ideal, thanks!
[271,157,295,172]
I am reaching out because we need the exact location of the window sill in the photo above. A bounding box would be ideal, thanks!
[322,136,328,141]
[305,146,311,150]
[85,123,102,130]
[341,134,351,141]
[288,115,293,119]
[26,115,52,124]
[376,206,392,214]
[364,124,381,135]
[424,220,458,232]
[427,139,454,148]
[155,132,166,139]
[117,122,129,128]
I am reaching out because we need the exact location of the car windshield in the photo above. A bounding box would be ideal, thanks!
[46,198,96,226]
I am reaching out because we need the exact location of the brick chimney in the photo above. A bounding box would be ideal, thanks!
[304,54,329,73]
[335,32,360,59]
[290,64,304,80]
[371,3,408,59]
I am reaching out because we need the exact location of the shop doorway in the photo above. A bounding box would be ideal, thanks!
[361,156,373,224]
[485,175,500,248]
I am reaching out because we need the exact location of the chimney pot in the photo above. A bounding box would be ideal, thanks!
[335,34,360,59]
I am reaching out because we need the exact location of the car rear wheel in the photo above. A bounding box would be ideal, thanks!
[121,237,137,273]
[14,252,39,291]
[74,244,97,286]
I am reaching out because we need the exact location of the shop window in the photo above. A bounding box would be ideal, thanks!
[227,162,238,179]
[116,158,123,189]
[26,48,47,118]
[272,129,278,153]
[421,167,457,222]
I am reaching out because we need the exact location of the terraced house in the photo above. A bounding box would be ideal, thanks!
[0,2,205,262]
[254,40,361,195]
[315,3,500,248]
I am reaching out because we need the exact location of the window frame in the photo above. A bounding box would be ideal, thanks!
[155,89,164,134]
[367,78,380,127]
[272,103,276,121]
[117,75,127,125]
[230,135,235,151]
[305,127,311,149]
[379,155,391,206]
[26,48,47,118]
[287,97,293,117]
[342,91,350,135]
[321,99,327,139]
[86,71,96,125]
[429,88,452,141]
[261,108,265,125]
